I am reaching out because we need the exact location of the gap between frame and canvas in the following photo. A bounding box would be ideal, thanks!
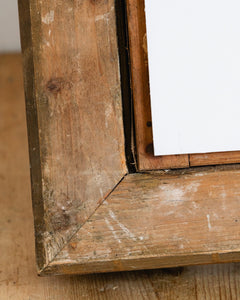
[18,0,129,275]
[41,164,240,276]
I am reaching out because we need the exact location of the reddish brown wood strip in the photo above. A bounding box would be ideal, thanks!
[190,151,240,167]
[126,0,189,170]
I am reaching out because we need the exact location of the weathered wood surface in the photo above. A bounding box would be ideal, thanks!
[18,0,127,272]
[126,0,189,170]
[3,53,240,299]
[46,165,240,275]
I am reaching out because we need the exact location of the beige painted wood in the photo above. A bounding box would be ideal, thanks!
[44,165,240,275]
[3,53,240,300]
[18,0,127,272]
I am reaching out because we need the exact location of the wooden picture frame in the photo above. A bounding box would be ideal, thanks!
[19,0,240,276]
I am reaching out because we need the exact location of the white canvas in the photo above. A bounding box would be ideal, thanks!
[145,0,240,156]
[0,0,21,52]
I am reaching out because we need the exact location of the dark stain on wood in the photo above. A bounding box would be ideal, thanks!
[50,209,71,232]
[90,0,104,5]
[145,143,154,155]
[46,78,72,95]
[161,267,185,277]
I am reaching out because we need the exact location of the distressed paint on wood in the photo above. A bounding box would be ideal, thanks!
[126,0,189,170]
[3,53,240,300]
[18,0,127,272]
[19,0,240,277]
[44,165,240,275]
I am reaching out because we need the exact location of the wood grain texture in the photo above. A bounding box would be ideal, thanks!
[3,53,240,300]
[44,165,240,275]
[18,0,127,272]
[126,0,189,170]
[190,151,240,167]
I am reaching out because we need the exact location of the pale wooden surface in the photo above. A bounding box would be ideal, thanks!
[2,54,240,300]
[18,0,127,271]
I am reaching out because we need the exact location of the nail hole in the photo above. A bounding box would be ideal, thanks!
[146,143,154,155]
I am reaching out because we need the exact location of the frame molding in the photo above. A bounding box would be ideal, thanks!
[19,0,240,276]
[18,0,127,274]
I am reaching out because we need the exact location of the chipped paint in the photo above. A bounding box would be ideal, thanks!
[104,218,121,244]
[185,182,200,193]
[221,189,227,199]
[42,11,55,25]
[108,209,137,241]
[207,214,212,230]
[159,185,185,199]
[95,6,114,22]
[192,201,199,209]
[158,181,201,205]
[99,188,104,199]
[105,104,113,128]
[194,172,205,177]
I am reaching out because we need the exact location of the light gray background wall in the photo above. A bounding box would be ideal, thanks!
[0,0,21,52]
